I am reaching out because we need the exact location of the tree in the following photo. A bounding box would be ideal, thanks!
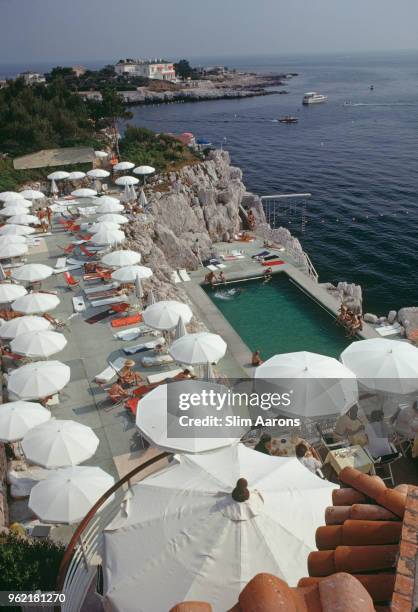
[98,86,132,156]
[174,59,194,80]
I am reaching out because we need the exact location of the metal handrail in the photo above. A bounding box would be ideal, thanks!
[55,451,171,612]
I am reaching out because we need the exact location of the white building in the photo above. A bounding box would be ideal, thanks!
[115,59,176,81]
[18,71,46,85]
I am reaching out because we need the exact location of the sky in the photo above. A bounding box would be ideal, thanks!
[1,0,418,65]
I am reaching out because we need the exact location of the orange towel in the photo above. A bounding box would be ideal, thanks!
[262,260,284,266]
[110,313,142,328]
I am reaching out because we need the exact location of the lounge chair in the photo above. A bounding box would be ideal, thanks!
[171,271,181,284]
[261,260,284,266]
[375,322,402,337]
[94,356,127,385]
[55,257,67,269]
[147,368,183,385]
[178,269,191,281]
[252,250,270,259]
[114,326,156,341]
[141,354,174,367]
[84,282,119,295]
[64,271,79,289]
[80,245,96,258]
[90,296,126,308]
[110,313,142,328]
[58,244,76,255]
[123,337,165,355]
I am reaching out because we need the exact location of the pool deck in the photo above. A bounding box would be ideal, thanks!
[182,237,379,376]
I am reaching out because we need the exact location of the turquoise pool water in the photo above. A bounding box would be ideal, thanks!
[205,274,350,359]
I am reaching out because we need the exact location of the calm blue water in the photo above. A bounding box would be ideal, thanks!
[122,51,418,315]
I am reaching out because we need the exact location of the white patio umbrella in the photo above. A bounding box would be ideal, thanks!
[90,228,125,246]
[101,250,141,267]
[113,161,135,172]
[0,401,51,442]
[102,444,335,612]
[142,300,192,331]
[5,198,32,207]
[341,338,418,395]
[21,419,98,468]
[115,176,139,186]
[8,360,71,400]
[98,213,128,224]
[7,214,40,226]
[50,179,59,195]
[95,196,120,206]
[120,184,130,204]
[173,316,187,340]
[11,292,60,314]
[139,189,148,208]
[89,221,120,234]
[95,150,108,159]
[0,224,35,236]
[12,263,53,283]
[1,205,32,217]
[254,351,358,418]
[0,315,51,339]
[111,265,152,283]
[136,381,242,453]
[19,189,45,200]
[96,201,124,214]
[0,235,27,247]
[0,283,27,303]
[0,243,28,259]
[128,184,137,201]
[66,171,86,181]
[0,191,24,202]
[71,188,97,198]
[29,466,114,524]
[170,332,226,365]
[147,288,156,306]
[133,165,155,176]
[11,330,67,359]
[87,169,110,179]
[48,171,70,180]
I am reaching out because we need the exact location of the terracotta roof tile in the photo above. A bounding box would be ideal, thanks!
[339,468,407,518]
[170,604,212,612]
[308,544,399,576]
[299,573,396,604]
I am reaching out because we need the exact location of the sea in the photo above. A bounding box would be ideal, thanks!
[2,51,418,315]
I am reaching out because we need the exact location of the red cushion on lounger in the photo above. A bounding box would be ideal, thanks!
[110,313,142,328]
[125,398,139,416]
[261,260,284,266]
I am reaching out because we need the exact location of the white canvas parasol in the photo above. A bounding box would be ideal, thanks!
[11,330,67,358]
[0,401,51,442]
[8,360,71,400]
[111,265,152,283]
[142,300,192,331]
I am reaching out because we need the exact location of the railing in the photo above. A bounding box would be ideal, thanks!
[56,452,171,612]
[259,194,319,283]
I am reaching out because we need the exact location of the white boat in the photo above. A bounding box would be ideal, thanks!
[302,92,328,105]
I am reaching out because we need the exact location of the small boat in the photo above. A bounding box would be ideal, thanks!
[302,92,328,105]
[278,116,298,124]
[370,85,374,90]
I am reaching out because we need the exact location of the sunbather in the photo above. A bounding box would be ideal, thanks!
[247,209,255,229]
[347,314,363,337]
[119,360,142,386]
[173,369,196,381]
[263,267,272,283]
[109,381,132,401]
[218,271,226,284]
[252,350,263,366]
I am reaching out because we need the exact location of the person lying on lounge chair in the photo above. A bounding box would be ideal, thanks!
[109,382,132,402]
[173,369,196,381]
[347,314,363,337]
[119,360,142,386]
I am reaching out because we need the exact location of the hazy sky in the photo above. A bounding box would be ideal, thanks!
[1,0,418,64]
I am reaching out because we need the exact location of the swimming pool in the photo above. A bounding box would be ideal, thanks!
[205,274,350,359]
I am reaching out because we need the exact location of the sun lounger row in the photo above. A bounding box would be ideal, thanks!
[123,337,165,355]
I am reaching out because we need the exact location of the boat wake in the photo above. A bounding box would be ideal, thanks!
[344,102,417,107]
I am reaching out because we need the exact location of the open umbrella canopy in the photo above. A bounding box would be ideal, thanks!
[0,401,51,442]
[0,235,27,247]
[113,161,135,172]
[29,466,114,524]
[7,214,40,226]
[87,169,110,179]
[12,263,53,282]
[96,201,124,214]
[254,351,358,418]
[11,330,67,359]
[0,243,28,259]
[66,171,86,180]
[139,189,148,208]
[1,205,32,217]
[71,188,97,198]
[0,315,51,339]
[95,150,108,159]
[102,444,335,612]
[0,224,35,236]
[98,213,128,225]
[19,189,45,200]
[341,338,418,395]
[11,292,60,314]
[115,176,139,186]
[90,228,125,246]
[136,381,242,453]
[142,300,192,331]
[111,265,152,283]
[0,283,27,303]
[89,221,120,233]
[8,360,71,400]
[48,171,70,180]
[133,165,155,176]
[101,250,141,267]
[0,191,24,202]
[21,419,99,468]
[170,332,226,365]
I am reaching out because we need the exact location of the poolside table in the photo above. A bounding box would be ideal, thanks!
[325,445,373,475]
